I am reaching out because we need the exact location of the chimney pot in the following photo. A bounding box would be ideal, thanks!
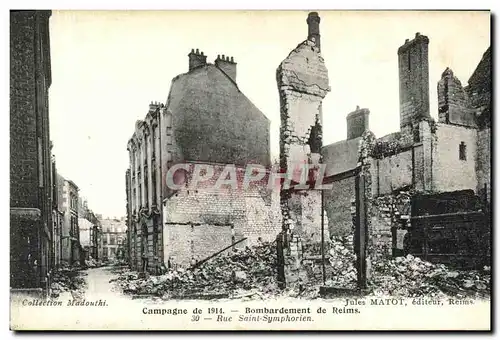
[405,39,409,43]
[307,12,321,51]
[191,48,194,53]
[189,49,207,71]
[215,53,237,83]
[415,32,420,37]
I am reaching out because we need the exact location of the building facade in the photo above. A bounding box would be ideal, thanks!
[126,104,163,271]
[78,198,93,261]
[89,213,103,262]
[51,157,64,269]
[10,10,53,295]
[61,179,80,265]
[126,48,273,271]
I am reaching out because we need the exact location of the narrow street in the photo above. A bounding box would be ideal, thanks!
[83,266,143,303]
[83,267,122,300]
[53,266,136,304]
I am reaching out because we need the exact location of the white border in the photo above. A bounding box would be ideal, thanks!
[1,0,498,338]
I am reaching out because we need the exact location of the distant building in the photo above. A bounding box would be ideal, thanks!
[101,217,127,262]
[89,215,103,262]
[10,10,53,295]
[61,179,80,265]
[77,198,103,262]
[51,156,64,269]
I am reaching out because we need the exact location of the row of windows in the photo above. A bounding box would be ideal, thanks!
[103,235,124,245]
[70,216,78,237]
[129,123,174,211]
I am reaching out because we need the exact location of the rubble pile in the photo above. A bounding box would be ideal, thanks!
[112,242,278,299]
[371,254,491,298]
[50,268,87,298]
[325,236,357,288]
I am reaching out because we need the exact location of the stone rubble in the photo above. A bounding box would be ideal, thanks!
[50,267,87,298]
[110,238,490,300]
[85,257,99,268]
[111,241,280,300]
[325,236,357,288]
[370,254,491,298]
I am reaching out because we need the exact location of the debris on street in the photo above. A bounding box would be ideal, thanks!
[50,267,87,298]
[326,236,357,288]
[85,258,99,268]
[110,236,491,300]
[370,254,491,298]
[111,241,279,299]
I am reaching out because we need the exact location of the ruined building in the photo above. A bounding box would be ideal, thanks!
[126,50,276,271]
[277,12,329,242]
[275,12,333,286]
[322,32,491,256]
[10,10,53,295]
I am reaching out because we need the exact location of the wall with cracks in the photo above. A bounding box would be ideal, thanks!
[277,39,329,244]
[276,35,330,287]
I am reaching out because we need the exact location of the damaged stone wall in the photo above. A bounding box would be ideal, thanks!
[277,39,329,242]
[324,176,356,237]
[164,223,233,268]
[465,47,491,129]
[374,150,413,195]
[163,164,281,267]
[358,131,376,279]
[371,192,411,258]
[432,123,478,193]
[276,17,330,287]
[476,128,491,201]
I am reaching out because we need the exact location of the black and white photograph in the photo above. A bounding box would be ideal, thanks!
[8,9,492,330]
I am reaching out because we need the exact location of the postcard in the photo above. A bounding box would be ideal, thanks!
[9,10,491,331]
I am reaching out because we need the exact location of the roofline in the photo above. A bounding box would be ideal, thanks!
[167,64,272,124]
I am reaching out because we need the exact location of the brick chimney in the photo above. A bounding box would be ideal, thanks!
[397,32,430,129]
[149,101,161,113]
[307,12,321,51]
[215,54,237,83]
[188,48,207,71]
[346,106,370,139]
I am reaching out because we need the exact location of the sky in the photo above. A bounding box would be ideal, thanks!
[47,10,490,218]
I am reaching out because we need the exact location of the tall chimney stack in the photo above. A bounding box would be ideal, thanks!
[397,33,430,129]
[307,12,321,51]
